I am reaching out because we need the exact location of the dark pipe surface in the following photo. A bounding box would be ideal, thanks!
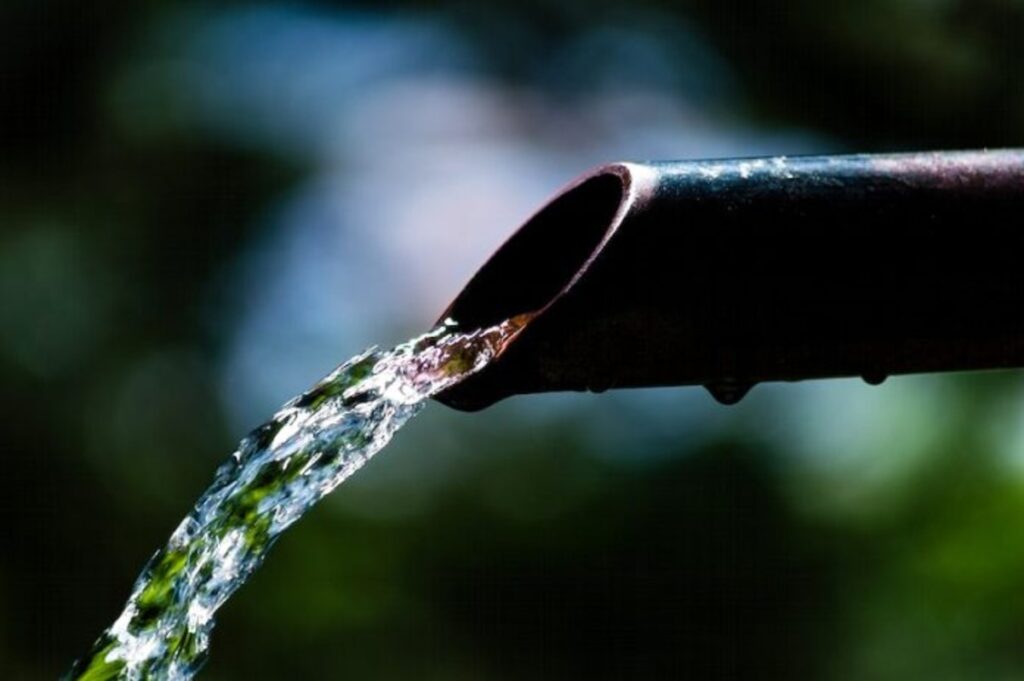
[435,150,1024,411]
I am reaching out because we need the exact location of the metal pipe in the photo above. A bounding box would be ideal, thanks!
[434,150,1024,411]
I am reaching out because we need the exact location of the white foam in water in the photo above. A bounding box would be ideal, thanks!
[68,318,520,680]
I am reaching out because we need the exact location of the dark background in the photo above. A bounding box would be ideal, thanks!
[3,1,1024,678]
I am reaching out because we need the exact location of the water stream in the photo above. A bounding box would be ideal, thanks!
[67,318,521,680]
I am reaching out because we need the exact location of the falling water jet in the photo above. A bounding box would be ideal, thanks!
[67,318,524,680]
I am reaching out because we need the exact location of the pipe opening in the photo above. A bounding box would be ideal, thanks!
[444,170,628,330]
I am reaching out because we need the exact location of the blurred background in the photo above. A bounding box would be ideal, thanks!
[3,0,1024,678]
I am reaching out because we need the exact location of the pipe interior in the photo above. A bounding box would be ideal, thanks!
[444,171,626,329]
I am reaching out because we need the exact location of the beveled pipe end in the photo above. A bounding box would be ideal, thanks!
[436,163,654,410]
[441,163,652,329]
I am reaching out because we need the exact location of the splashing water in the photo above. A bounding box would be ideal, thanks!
[68,318,521,681]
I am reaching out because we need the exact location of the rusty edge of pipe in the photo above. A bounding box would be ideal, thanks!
[433,149,1024,411]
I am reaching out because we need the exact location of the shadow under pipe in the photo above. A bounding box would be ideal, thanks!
[434,149,1024,411]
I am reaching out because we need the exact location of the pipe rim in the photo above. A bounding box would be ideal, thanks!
[440,162,653,331]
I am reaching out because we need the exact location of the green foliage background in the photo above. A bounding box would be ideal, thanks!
[3,1,1024,678]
